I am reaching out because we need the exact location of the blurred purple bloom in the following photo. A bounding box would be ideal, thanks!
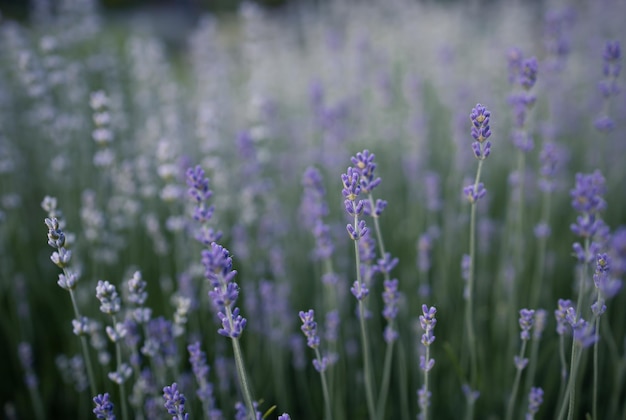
[350,280,369,301]
[526,387,544,419]
[602,40,621,78]
[555,299,573,335]
[299,309,320,349]
[519,57,538,90]
[419,304,437,348]
[463,183,487,203]
[163,382,188,420]
[96,280,121,315]
[519,309,535,341]
[507,47,524,83]
[93,393,116,420]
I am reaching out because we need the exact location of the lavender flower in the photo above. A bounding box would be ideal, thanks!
[470,103,492,144]
[570,170,606,215]
[591,253,610,315]
[532,309,547,340]
[570,316,597,348]
[350,281,369,301]
[519,309,535,341]
[555,299,574,335]
[163,382,188,420]
[93,393,116,420]
[526,387,544,419]
[597,40,621,113]
[96,280,121,315]
[186,165,222,244]
[417,233,433,273]
[350,149,382,195]
[417,386,432,415]
[519,57,539,90]
[127,271,147,306]
[382,279,400,343]
[299,309,320,350]
[463,182,486,203]
[300,167,334,260]
[507,47,524,83]
[202,243,248,338]
[17,342,38,389]
[419,305,437,371]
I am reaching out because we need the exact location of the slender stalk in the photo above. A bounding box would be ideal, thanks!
[111,315,129,420]
[575,238,590,316]
[421,346,432,420]
[466,157,484,389]
[315,348,333,420]
[376,340,394,419]
[68,289,97,397]
[367,194,395,420]
[593,316,600,420]
[231,335,256,420]
[557,340,583,420]
[529,191,552,309]
[352,215,376,420]
[505,340,528,420]
[556,335,568,412]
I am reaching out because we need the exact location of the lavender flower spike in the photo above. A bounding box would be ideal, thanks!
[93,393,116,420]
[526,387,544,419]
[470,103,492,143]
[299,309,321,349]
[163,382,189,420]
[96,280,121,315]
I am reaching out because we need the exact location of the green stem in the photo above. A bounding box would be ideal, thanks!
[376,339,394,419]
[593,315,601,420]
[575,238,590,316]
[352,218,377,420]
[231,334,256,420]
[420,346,432,420]
[315,348,333,420]
[367,194,395,420]
[68,289,97,398]
[529,191,551,309]
[112,315,129,420]
[557,339,582,420]
[27,382,45,420]
[505,340,528,420]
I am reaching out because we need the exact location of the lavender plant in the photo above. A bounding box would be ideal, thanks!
[3,1,626,419]
[463,103,492,412]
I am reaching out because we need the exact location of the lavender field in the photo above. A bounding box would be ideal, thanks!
[1,0,626,419]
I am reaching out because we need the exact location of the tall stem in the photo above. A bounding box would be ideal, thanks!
[68,289,97,397]
[231,334,256,420]
[315,348,333,420]
[352,213,377,420]
[466,158,484,389]
[505,341,528,420]
[111,315,129,420]
[593,313,601,420]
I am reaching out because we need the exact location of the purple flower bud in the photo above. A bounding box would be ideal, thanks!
[527,387,544,418]
[514,355,529,370]
[463,183,487,203]
[163,382,188,419]
[470,103,492,143]
[350,280,370,301]
[93,393,116,420]
[519,57,538,90]
[299,309,320,349]
[519,308,535,341]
